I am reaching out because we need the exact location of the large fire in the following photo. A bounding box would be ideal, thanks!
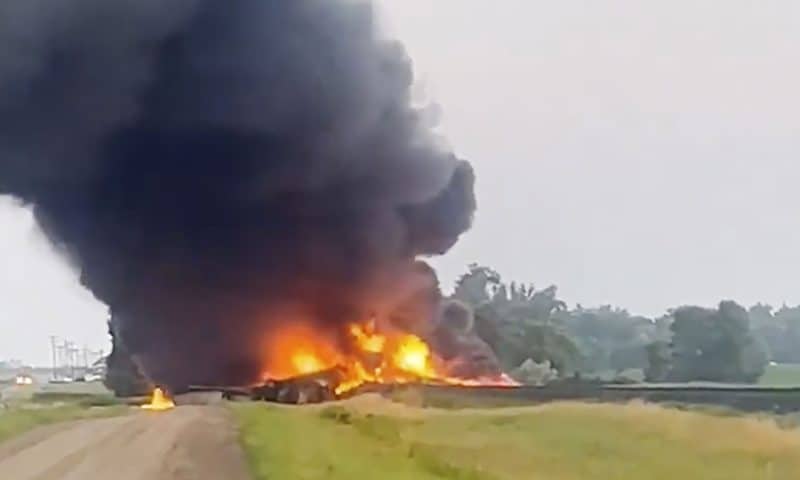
[262,321,515,396]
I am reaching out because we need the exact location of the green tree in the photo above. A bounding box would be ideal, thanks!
[453,265,580,375]
[667,301,768,383]
[609,345,648,373]
[452,264,502,306]
[750,304,800,364]
[644,341,671,382]
[562,306,658,373]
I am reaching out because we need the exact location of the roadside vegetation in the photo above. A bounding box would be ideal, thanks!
[760,363,800,387]
[0,404,125,444]
[0,385,127,444]
[234,397,800,480]
[0,402,127,445]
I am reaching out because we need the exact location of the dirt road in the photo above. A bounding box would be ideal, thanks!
[0,406,251,480]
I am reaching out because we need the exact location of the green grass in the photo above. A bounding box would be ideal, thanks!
[0,383,126,444]
[760,364,800,386]
[387,386,533,410]
[0,404,126,444]
[234,399,800,480]
[30,391,123,407]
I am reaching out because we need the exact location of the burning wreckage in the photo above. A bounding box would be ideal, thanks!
[0,0,517,404]
[230,296,517,404]
[143,278,517,405]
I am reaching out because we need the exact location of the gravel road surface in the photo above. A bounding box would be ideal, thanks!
[0,406,251,480]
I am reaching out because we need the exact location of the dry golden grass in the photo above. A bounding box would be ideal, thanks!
[235,397,800,480]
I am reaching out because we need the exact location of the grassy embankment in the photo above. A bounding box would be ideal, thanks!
[0,384,126,444]
[760,364,800,386]
[573,363,800,387]
[234,395,800,480]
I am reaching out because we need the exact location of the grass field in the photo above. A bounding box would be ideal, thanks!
[0,383,126,444]
[234,396,800,480]
[760,364,800,387]
[583,364,800,387]
[0,403,126,444]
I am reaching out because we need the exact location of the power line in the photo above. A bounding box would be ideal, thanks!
[48,336,106,381]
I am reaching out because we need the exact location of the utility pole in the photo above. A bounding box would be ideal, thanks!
[50,336,58,380]
[67,342,76,379]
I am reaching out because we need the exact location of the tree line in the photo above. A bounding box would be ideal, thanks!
[451,264,786,384]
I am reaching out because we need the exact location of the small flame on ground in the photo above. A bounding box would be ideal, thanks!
[141,387,175,411]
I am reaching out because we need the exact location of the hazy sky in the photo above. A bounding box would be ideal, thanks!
[3,1,800,364]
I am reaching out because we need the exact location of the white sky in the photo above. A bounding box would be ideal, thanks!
[4,1,800,364]
[0,197,109,366]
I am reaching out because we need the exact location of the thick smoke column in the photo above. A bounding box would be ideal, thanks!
[0,0,475,387]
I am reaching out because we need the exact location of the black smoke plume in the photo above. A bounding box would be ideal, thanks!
[0,0,476,387]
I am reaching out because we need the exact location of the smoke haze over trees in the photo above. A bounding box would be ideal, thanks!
[452,264,776,385]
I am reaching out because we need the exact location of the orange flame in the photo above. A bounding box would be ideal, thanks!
[262,320,517,396]
[141,387,175,411]
[392,335,431,376]
[349,323,385,353]
[263,323,340,380]
[292,351,327,375]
